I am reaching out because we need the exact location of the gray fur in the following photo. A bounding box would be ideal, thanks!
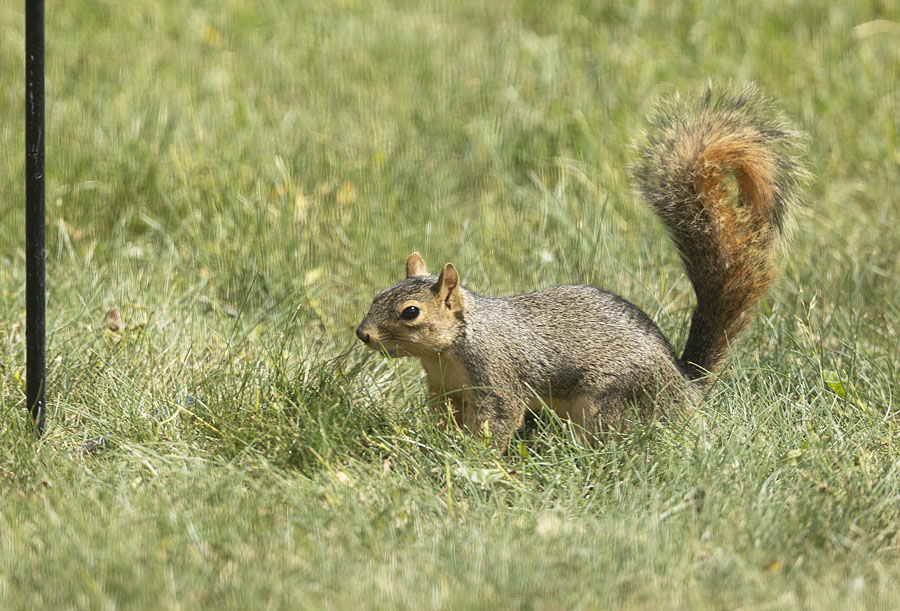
[356,85,807,450]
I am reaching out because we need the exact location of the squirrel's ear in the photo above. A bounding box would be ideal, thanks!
[405,252,428,278]
[434,263,462,309]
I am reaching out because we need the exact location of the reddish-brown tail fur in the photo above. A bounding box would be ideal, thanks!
[632,85,808,382]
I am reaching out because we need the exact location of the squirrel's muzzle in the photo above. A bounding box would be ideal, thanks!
[355,325,370,344]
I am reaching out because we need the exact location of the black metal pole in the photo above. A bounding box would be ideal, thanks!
[25,0,46,436]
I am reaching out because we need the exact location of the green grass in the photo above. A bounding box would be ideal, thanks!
[2,0,900,607]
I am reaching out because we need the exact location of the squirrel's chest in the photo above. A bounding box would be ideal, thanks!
[420,353,472,396]
[418,353,477,426]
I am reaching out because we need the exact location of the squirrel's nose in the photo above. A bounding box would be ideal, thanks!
[356,326,370,344]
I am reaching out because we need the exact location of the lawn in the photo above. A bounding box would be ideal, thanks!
[2,0,899,608]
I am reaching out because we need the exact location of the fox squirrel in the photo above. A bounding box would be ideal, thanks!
[356,85,808,449]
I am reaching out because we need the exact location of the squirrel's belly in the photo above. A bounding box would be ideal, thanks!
[527,394,597,429]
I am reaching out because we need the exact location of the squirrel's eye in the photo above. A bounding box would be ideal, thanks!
[400,306,420,321]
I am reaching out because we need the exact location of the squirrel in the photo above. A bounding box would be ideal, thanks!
[356,85,808,450]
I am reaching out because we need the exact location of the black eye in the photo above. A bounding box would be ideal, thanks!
[400,306,420,320]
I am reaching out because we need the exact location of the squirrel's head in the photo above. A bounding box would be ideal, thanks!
[356,252,466,358]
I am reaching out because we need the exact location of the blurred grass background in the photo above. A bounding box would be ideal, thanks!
[1,0,899,608]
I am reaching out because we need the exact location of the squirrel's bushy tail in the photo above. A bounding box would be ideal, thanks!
[633,84,808,382]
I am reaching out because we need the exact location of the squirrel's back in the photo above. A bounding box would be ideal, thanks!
[466,284,682,375]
